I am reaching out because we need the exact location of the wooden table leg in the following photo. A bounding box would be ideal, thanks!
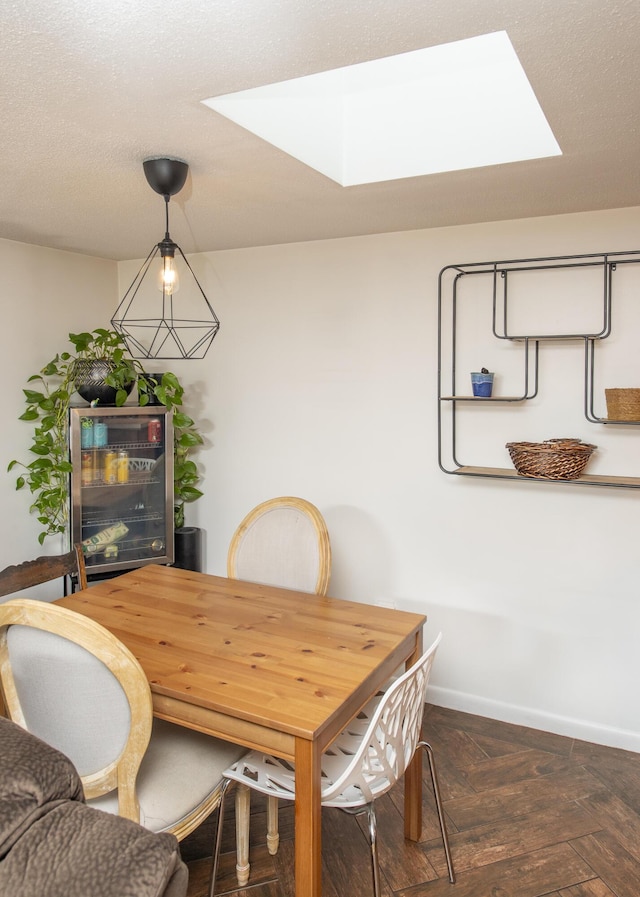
[404,629,424,841]
[404,749,423,841]
[295,736,322,897]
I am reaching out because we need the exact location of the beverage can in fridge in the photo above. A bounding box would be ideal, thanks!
[148,418,162,443]
[117,450,129,483]
[93,421,108,447]
[81,451,93,485]
[80,417,94,448]
[104,451,117,484]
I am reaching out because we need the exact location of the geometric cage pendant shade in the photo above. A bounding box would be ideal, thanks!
[111,243,220,359]
[111,157,220,360]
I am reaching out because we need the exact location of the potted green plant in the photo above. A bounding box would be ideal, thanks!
[170,385,205,570]
[68,328,139,405]
[154,373,204,531]
[8,329,203,545]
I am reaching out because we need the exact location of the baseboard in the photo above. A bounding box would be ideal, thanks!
[427,685,640,754]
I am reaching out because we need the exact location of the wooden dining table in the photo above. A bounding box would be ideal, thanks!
[56,564,426,897]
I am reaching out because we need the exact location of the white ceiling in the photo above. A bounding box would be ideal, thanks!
[2,0,639,261]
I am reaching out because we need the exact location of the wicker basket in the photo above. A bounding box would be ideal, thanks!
[605,388,640,421]
[505,438,597,480]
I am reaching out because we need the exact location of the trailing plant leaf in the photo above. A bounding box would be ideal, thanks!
[179,485,204,502]
[160,377,204,529]
[177,431,203,448]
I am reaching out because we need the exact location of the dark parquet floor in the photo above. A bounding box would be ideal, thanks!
[181,704,640,897]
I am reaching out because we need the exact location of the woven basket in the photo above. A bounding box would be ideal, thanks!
[605,388,640,421]
[506,438,597,479]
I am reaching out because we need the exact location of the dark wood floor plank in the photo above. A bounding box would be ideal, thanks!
[571,739,640,771]
[460,748,574,792]
[579,790,640,864]
[184,857,211,897]
[425,717,489,768]
[271,839,295,897]
[419,725,479,801]
[557,881,619,896]
[395,843,596,897]
[571,831,640,897]
[388,773,460,842]
[357,792,439,890]
[424,803,602,876]
[470,731,534,758]
[446,767,607,830]
[194,845,280,897]
[577,749,640,814]
[426,704,575,757]
[322,807,394,897]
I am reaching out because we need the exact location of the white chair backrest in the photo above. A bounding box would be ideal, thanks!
[0,598,153,820]
[227,497,331,595]
[322,633,442,806]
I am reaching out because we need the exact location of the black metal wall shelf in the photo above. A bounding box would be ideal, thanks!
[438,249,640,487]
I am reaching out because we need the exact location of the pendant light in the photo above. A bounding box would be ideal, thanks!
[111,157,220,359]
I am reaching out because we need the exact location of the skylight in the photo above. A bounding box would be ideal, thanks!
[202,31,561,187]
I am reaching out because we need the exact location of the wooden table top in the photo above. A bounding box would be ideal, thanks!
[57,564,426,746]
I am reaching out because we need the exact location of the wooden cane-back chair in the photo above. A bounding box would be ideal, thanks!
[0,544,88,597]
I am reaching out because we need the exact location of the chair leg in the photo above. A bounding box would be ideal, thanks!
[208,778,232,897]
[365,803,382,897]
[235,782,251,886]
[266,795,280,855]
[417,740,456,883]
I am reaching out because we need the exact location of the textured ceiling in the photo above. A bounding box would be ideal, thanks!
[1,0,639,261]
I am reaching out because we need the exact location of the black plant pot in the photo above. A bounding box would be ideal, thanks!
[174,526,203,572]
[72,359,134,406]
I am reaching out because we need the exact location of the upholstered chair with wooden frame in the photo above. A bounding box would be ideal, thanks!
[210,633,454,896]
[227,495,331,881]
[0,544,88,599]
[0,598,248,891]
[227,495,331,596]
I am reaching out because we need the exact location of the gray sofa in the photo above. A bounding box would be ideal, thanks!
[0,716,188,897]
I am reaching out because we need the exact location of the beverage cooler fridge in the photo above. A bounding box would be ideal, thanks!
[69,406,174,576]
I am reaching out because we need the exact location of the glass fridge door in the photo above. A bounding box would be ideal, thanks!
[70,407,174,575]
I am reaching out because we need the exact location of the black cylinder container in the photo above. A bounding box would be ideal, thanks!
[173,526,203,572]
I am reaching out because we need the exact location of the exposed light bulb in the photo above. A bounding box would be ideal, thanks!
[158,255,180,295]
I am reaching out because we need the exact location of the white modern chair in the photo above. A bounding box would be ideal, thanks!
[0,598,247,895]
[227,494,332,880]
[210,633,455,896]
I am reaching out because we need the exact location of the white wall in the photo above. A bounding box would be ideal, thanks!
[3,208,639,751]
[0,238,117,595]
